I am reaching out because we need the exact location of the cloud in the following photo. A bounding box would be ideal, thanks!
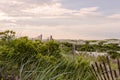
[1,22,120,40]
[0,0,120,39]
[74,7,101,16]
[108,14,120,19]
[0,0,59,16]
[0,0,101,18]
[0,10,12,20]
[22,3,101,18]
[0,0,103,27]
[22,3,71,16]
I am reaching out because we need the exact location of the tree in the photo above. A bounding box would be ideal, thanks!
[0,30,15,42]
[45,40,61,58]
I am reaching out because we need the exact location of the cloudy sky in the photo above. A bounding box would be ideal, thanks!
[0,0,120,40]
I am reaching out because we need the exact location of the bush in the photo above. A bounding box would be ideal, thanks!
[108,50,120,59]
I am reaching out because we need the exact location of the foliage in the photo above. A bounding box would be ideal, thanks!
[107,50,120,59]
[76,43,120,52]
[20,57,95,80]
[97,55,107,63]
[0,30,95,80]
[0,30,15,42]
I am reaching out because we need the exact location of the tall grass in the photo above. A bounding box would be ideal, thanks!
[19,57,96,80]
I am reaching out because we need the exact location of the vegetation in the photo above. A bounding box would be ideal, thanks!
[76,43,120,52]
[108,50,120,59]
[0,30,95,80]
[0,30,120,80]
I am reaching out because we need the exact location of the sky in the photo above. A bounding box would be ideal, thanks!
[0,0,120,40]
